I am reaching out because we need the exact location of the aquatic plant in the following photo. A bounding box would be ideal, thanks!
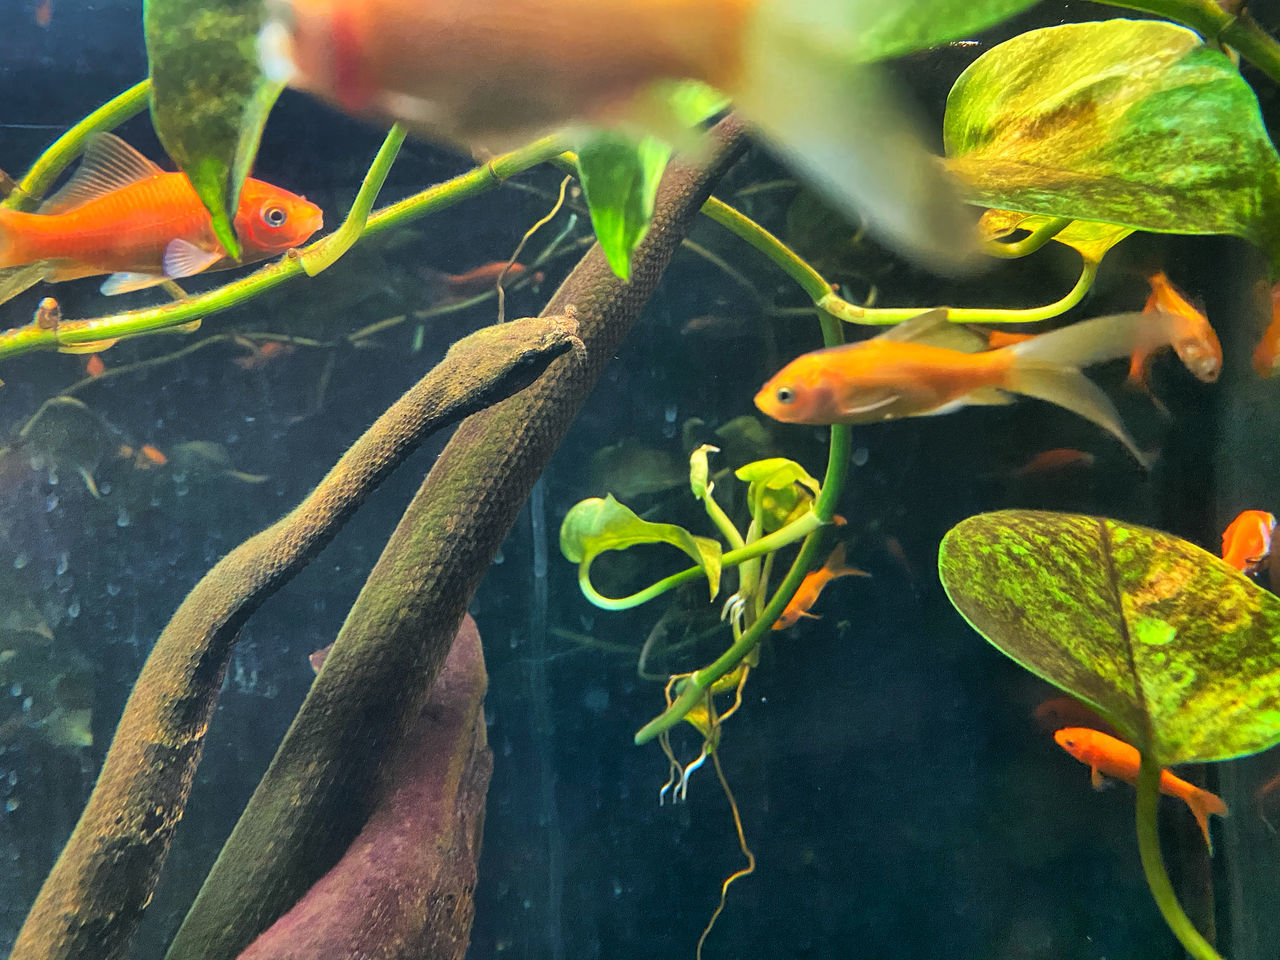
[939,509,1280,960]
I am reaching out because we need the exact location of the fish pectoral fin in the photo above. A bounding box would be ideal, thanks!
[100,272,168,296]
[163,239,222,280]
[1090,766,1108,791]
[38,132,165,215]
[838,392,899,418]
[0,262,54,307]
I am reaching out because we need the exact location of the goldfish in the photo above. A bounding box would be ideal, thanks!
[1252,282,1280,378]
[34,0,50,26]
[755,309,1183,468]
[1053,727,1227,852]
[233,340,296,370]
[772,543,869,630]
[0,133,322,304]
[1221,509,1276,574]
[258,0,979,269]
[1009,448,1096,478]
[1131,271,1221,386]
[135,445,168,468]
[85,355,105,378]
[422,261,542,301]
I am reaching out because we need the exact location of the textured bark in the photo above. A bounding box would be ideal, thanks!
[166,115,748,960]
[7,316,582,960]
[237,615,492,960]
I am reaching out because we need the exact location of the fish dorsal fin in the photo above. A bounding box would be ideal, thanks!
[874,308,951,344]
[39,133,165,215]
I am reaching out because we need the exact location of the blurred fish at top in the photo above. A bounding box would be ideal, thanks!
[258,0,981,270]
[0,133,323,305]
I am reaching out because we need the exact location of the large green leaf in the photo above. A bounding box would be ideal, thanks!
[939,509,1280,766]
[735,458,821,533]
[944,20,1280,260]
[561,495,722,600]
[979,209,1133,263]
[850,0,1043,62]
[144,0,284,259]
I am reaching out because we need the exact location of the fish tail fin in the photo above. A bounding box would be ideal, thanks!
[732,1,978,272]
[0,208,18,269]
[1184,788,1229,854]
[1004,361,1152,470]
[1007,312,1159,370]
[824,543,871,580]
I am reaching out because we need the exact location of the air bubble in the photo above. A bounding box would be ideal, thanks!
[13,554,29,570]
[116,507,131,528]
[55,552,68,576]
[67,598,81,619]
[45,494,59,512]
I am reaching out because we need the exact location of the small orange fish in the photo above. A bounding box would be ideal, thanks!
[1252,282,1280,378]
[85,355,105,377]
[233,340,296,370]
[0,133,322,298]
[1010,448,1096,478]
[1033,696,1117,738]
[773,543,869,630]
[135,445,167,468]
[755,309,1175,467]
[423,261,542,301]
[1054,727,1228,851]
[34,0,50,26]
[1221,509,1276,574]
[1130,271,1221,386]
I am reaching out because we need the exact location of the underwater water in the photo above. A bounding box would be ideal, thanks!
[3,1,1280,959]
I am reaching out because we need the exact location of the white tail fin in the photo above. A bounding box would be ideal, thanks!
[1008,312,1156,369]
[735,3,978,272]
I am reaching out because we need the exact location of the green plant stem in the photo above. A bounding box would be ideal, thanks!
[1135,752,1223,960]
[982,216,1071,259]
[701,196,832,302]
[702,490,747,551]
[1102,0,1280,85]
[2,79,151,212]
[0,135,567,361]
[300,124,406,276]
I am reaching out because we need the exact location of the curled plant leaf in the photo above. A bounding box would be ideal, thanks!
[979,209,1133,263]
[939,509,1280,766]
[736,458,821,533]
[576,133,670,280]
[945,20,1280,261]
[690,443,718,501]
[560,495,722,601]
[144,0,285,259]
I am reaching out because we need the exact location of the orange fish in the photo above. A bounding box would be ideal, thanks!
[233,339,296,370]
[985,329,1035,349]
[755,309,1177,468]
[773,543,868,630]
[1252,282,1280,378]
[1221,509,1276,574]
[1033,696,1118,738]
[1010,448,1096,478]
[424,261,542,300]
[0,133,322,301]
[85,355,105,377]
[1130,271,1221,386]
[1054,727,1228,852]
[257,0,978,269]
[135,445,167,468]
[34,0,50,26]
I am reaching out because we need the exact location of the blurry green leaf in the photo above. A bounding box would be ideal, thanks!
[576,133,670,279]
[979,209,1134,263]
[851,0,1042,62]
[588,440,685,500]
[144,0,285,259]
[736,458,821,533]
[655,80,730,129]
[689,443,718,501]
[945,21,1280,260]
[561,495,722,600]
[939,509,1280,765]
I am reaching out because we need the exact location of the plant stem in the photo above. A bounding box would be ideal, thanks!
[0,135,567,362]
[1102,0,1280,85]
[700,196,833,302]
[3,80,151,211]
[300,124,406,276]
[1135,751,1223,960]
[982,216,1072,259]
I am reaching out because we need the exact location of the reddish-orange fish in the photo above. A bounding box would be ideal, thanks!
[424,261,542,300]
[1221,509,1276,574]
[1130,271,1221,386]
[1054,727,1228,851]
[773,543,868,630]
[1010,448,1096,478]
[0,133,322,300]
[234,340,296,370]
[135,445,167,468]
[1253,282,1280,378]
[34,0,51,26]
[85,354,105,377]
[755,309,1181,468]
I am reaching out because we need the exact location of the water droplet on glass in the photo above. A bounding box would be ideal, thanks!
[493,547,505,565]
[172,471,188,484]
[98,481,111,496]
[664,403,678,423]
[6,769,15,786]
[116,507,130,528]
[46,470,58,486]
[852,447,869,467]
[55,552,68,576]
[4,798,17,813]
[8,684,20,698]
[67,598,81,619]
[106,582,121,597]
[175,484,190,497]
[44,494,58,512]
[13,554,29,570]
[21,697,32,712]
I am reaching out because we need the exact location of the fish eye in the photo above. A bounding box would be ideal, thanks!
[775,386,796,405]
[263,205,288,227]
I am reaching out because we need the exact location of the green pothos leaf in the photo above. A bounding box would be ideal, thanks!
[576,133,670,280]
[736,458,821,533]
[144,0,284,259]
[945,20,1280,262]
[849,0,1043,63]
[979,209,1134,263]
[560,495,722,601]
[939,509,1280,766]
